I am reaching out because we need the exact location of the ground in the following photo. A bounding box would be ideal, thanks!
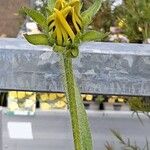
[0,0,30,37]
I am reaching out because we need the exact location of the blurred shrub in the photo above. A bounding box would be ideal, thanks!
[82,0,114,33]
[114,0,150,43]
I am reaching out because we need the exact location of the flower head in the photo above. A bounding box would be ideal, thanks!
[47,0,82,46]
[22,0,103,57]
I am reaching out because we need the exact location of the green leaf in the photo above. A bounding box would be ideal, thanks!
[47,0,55,12]
[71,48,79,58]
[53,45,65,53]
[62,56,93,150]
[81,30,108,42]
[20,7,47,29]
[24,34,49,45]
[81,0,102,26]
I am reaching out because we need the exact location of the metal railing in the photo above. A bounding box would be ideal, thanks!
[0,38,150,96]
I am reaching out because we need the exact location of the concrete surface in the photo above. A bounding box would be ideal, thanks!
[1,109,150,150]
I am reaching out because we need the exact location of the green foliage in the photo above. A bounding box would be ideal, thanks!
[96,95,105,104]
[128,97,150,123]
[47,0,56,12]
[105,141,114,150]
[105,129,150,150]
[114,0,150,43]
[24,34,49,45]
[70,47,79,58]
[81,0,102,27]
[82,0,114,33]
[81,30,108,42]
[53,45,66,53]
[20,7,47,30]
[93,0,114,32]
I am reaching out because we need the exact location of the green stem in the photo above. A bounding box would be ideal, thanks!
[61,54,93,150]
[63,55,81,150]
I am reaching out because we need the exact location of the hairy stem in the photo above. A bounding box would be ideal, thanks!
[61,54,93,150]
[63,55,81,149]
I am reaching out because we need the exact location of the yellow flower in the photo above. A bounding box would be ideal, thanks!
[85,95,93,101]
[28,95,36,101]
[9,91,17,99]
[57,93,65,98]
[23,0,103,58]
[48,93,57,100]
[54,100,67,108]
[118,18,126,28]
[47,0,82,46]
[40,102,51,110]
[17,92,26,99]
[25,99,35,108]
[25,92,34,96]
[40,93,49,101]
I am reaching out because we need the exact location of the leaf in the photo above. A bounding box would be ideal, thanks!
[62,56,93,150]
[47,0,55,12]
[24,34,49,45]
[74,81,93,150]
[20,7,47,29]
[53,45,65,53]
[110,129,126,145]
[81,30,108,42]
[81,0,102,26]
[105,141,114,150]
[71,47,79,58]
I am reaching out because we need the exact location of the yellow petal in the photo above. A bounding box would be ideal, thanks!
[62,6,72,17]
[56,25,63,45]
[47,14,55,25]
[72,7,80,33]
[48,21,55,30]
[55,0,66,10]
[59,23,69,45]
[69,0,80,15]
[54,8,75,42]
[74,12,82,27]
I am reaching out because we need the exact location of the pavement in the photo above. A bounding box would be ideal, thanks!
[1,110,150,150]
